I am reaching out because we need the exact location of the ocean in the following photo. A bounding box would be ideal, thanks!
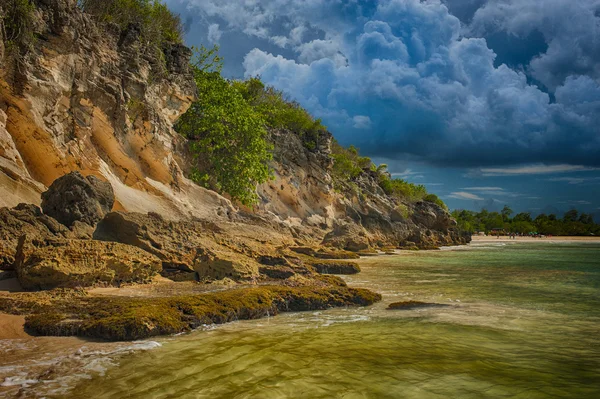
[3,242,600,398]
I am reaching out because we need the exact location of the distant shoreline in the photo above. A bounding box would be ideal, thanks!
[471,235,600,243]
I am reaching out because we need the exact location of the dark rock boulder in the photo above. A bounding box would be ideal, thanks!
[41,172,114,227]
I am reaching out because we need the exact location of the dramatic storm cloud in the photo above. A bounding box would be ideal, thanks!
[165,0,600,214]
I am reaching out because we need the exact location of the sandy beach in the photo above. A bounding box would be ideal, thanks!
[471,235,600,243]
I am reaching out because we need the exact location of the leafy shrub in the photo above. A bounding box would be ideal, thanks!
[424,193,448,210]
[378,173,428,202]
[330,141,372,181]
[233,77,327,150]
[0,0,36,50]
[175,48,272,206]
[77,0,183,45]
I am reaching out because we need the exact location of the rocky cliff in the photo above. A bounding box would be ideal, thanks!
[0,0,468,278]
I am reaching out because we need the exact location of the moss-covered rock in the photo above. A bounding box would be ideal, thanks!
[310,260,361,275]
[17,285,381,341]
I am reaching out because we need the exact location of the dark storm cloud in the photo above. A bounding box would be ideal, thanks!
[167,0,600,168]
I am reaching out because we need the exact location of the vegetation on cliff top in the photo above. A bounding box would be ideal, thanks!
[453,206,600,235]
[177,46,330,205]
[0,0,36,51]
[78,0,183,44]
[330,140,447,208]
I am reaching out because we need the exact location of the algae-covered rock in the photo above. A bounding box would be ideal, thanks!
[310,260,361,275]
[41,172,114,227]
[20,286,382,341]
[259,265,296,279]
[15,238,161,290]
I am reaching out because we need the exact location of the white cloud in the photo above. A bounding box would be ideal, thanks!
[468,0,600,91]
[476,164,599,176]
[448,191,484,200]
[462,186,504,191]
[207,23,222,43]
[352,115,372,129]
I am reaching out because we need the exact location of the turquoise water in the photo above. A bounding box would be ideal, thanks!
[66,243,600,398]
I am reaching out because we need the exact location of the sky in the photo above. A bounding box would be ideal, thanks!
[165,0,600,217]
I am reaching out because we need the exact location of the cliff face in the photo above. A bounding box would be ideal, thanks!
[0,0,231,220]
[259,129,468,249]
[0,0,468,252]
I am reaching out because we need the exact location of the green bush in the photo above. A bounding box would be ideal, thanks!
[424,193,448,210]
[330,141,372,181]
[77,0,183,45]
[0,0,36,50]
[232,77,327,150]
[175,48,272,206]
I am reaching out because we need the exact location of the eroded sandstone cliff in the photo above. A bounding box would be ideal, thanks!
[0,0,468,269]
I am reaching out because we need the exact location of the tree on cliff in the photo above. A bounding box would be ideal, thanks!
[176,46,272,206]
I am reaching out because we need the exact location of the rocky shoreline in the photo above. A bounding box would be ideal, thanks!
[0,0,468,343]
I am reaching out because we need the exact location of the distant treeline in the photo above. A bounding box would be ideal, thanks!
[452,206,600,236]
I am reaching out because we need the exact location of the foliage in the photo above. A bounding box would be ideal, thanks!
[452,208,600,236]
[328,140,446,206]
[330,140,372,180]
[424,193,448,210]
[0,0,36,51]
[232,77,328,150]
[77,0,183,45]
[176,47,272,206]
[378,172,428,202]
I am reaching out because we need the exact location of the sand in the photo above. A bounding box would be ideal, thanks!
[0,313,31,339]
[471,235,600,243]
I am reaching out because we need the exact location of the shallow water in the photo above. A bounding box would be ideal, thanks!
[8,242,600,398]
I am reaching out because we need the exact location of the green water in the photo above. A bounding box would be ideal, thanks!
[68,243,600,398]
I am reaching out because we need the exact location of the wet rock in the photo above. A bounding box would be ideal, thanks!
[310,260,361,275]
[15,237,161,290]
[259,265,296,280]
[41,172,114,227]
[258,255,289,266]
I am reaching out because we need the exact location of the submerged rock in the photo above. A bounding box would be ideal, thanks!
[41,172,114,227]
[15,238,161,290]
[310,260,361,275]
[387,301,451,310]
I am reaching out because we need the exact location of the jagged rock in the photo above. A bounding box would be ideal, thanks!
[95,211,261,281]
[411,201,455,232]
[258,255,290,266]
[322,222,372,252]
[310,261,361,275]
[193,248,259,281]
[259,265,296,280]
[15,237,161,290]
[94,211,201,271]
[41,172,114,227]
[0,204,74,270]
